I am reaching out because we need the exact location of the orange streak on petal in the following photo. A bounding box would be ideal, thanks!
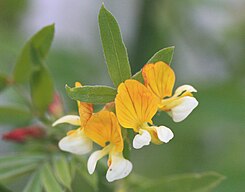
[84,111,123,152]
[115,80,158,132]
[78,102,93,127]
[75,82,93,127]
[142,62,175,99]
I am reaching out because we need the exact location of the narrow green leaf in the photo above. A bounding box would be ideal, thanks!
[69,157,77,179]
[132,46,175,83]
[71,168,98,192]
[13,24,54,83]
[0,154,45,169]
[129,172,225,192]
[41,163,63,192]
[23,172,42,192]
[148,46,175,64]
[30,65,54,115]
[75,159,99,192]
[66,85,117,104]
[99,5,131,87]
[131,70,144,83]
[53,156,72,190]
[0,74,9,92]
[0,163,37,182]
[0,155,44,182]
[0,107,32,124]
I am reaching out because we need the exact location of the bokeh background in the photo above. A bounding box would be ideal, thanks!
[0,0,244,191]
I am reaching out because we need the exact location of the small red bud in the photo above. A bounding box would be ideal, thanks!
[2,126,45,143]
[48,93,64,117]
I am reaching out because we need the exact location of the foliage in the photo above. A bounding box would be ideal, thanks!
[127,172,225,192]
[0,4,224,192]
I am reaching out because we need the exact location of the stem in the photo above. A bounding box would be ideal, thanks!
[115,179,127,192]
[122,128,133,159]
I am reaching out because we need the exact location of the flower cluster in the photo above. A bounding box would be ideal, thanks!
[53,62,198,182]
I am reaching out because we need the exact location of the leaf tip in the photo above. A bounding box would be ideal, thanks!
[50,23,55,32]
[43,23,55,33]
[100,3,106,12]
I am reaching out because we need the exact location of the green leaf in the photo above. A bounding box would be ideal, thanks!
[99,5,131,87]
[71,170,98,192]
[0,154,45,169]
[13,24,54,83]
[131,70,144,83]
[0,163,37,182]
[53,155,72,190]
[66,85,117,104]
[41,163,63,192]
[0,184,12,192]
[72,156,99,190]
[30,65,54,115]
[0,155,44,182]
[132,46,175,83]
[74,157,99,192]
[0,107,32,124]
[23,172,42,192]
[148,46,175,64]
[0,74,9,92]
[129,172,225,192]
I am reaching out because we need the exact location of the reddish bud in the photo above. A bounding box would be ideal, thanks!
[2,126,45,143]
[48,93,64,117]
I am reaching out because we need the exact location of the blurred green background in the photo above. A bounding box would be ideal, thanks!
[0,0,244,191]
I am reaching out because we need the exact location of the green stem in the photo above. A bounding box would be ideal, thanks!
[115,179,127,192]
[122,128,133,159]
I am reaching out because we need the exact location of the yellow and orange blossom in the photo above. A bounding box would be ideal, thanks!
[115,80,174,149]
[52,82,93,155]
[53,82,132,182]
[85,110,132,182]
[143,61,198,122]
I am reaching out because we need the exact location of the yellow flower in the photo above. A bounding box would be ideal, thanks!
[115,80,174,149]
[84,110,132,182]
[142,61,199,122]
[52,82,93,155]
[53,83,132,182]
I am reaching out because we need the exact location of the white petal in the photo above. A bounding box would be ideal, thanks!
[155,126,174,143]
[58,130,92,155]
[133,129,151,149]
[175,85,197,96]
[87,149,108,174]
[52,115,80,126]
[170,96,199,122]
[106,153,133,182]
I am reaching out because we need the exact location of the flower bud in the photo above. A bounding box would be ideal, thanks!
[48,93,64,117]
[2,126,45,143]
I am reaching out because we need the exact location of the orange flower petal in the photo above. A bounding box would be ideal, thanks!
[75,82,93,127]
[84,111,123,152]
[78,102,93,127]
[142,62,175,99]
[115,80,158,132]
